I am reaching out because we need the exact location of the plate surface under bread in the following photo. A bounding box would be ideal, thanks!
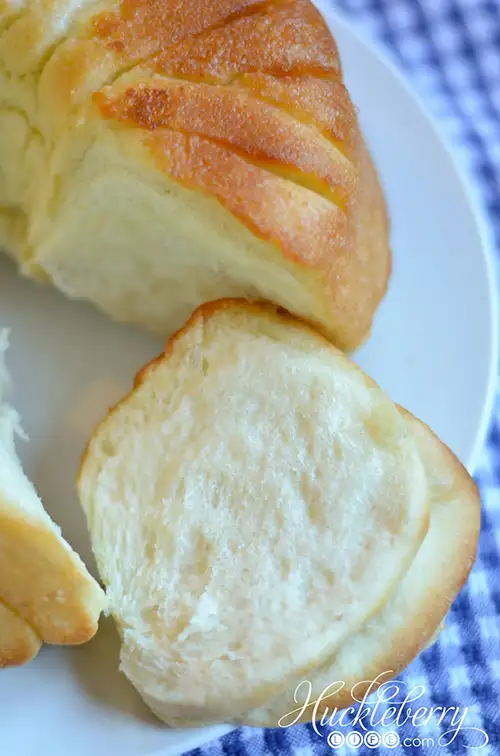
[0,6,497,756]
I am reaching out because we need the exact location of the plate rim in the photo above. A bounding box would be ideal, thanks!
[317,2,499,476]
[2,7,498,756]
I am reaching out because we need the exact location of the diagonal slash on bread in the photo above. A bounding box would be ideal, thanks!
[0,0,389,351]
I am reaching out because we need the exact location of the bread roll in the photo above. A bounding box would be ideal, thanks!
[0,331,105,658]
[76,300,479,727]
[1,0,389,351]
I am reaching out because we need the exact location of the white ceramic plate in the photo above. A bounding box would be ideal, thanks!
[0,6,498,756]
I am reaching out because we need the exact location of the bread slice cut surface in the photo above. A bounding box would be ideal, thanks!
[242,411,480,726]
[79,301,429,721]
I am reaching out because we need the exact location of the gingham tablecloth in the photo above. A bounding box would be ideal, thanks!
[185,2,500,754]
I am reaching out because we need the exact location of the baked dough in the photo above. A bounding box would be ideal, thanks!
[0,600,41,668]
[76,300,475,727]
[0,331,105,660]
[0,0,390,351]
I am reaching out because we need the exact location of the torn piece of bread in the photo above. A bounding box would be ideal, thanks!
[1,0,390,351]
[77,300,441,725]
[241,411,480,726]
[0,330,106,652]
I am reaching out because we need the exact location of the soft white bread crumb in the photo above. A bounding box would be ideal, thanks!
[241,411,480,726]
[0,330,106,650]
[78,300,436,724]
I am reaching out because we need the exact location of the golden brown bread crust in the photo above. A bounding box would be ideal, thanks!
[92,0,341,79]
[233,74,359,159]
[0,600,41,668]
[86,0,390,350]
[0,333,106,663]
[94,80,357,208]
[4,0,390,351]
[0,513,105,645]
[141,129,350,265]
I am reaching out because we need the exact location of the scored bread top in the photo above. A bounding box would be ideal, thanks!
[1,0,390,351]
[93,0,341,78]
[78,300,429,720]
[89,0,388,350]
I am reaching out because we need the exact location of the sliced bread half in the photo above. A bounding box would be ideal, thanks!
[78,301,442,724]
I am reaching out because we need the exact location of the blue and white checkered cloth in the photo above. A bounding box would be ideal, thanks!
[186,2,500,754]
